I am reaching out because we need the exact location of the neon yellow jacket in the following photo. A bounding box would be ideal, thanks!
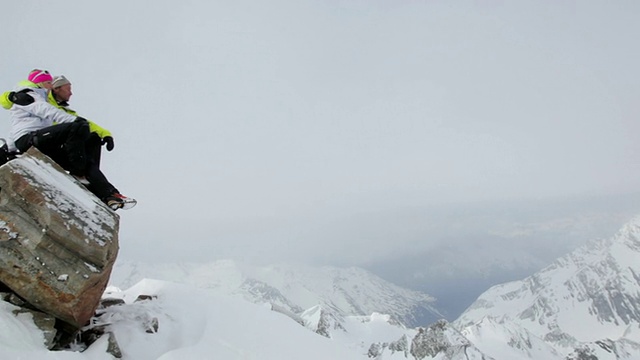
[1,91,15,110]
[2,81,37,109]
[47,92,112,138]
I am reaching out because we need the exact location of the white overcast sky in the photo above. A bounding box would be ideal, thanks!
[1,1,639,266]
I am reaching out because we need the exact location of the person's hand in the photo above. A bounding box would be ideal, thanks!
[102,136,115,151]
[8,91,34,106]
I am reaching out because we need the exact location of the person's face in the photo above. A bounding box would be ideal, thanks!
[53,84,72,102]
[39,81,53,90]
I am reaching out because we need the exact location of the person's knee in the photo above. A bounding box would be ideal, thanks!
[77,120,90,133]
[87,132,101,145]
[70,121,91,139]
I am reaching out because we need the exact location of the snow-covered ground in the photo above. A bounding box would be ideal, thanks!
[110,260,442,327]
[0,279,414,360]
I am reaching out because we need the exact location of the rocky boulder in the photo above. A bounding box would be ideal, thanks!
[0,148,119,328]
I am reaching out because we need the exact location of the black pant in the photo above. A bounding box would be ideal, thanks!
[16,123,118,199]
[16,121,88,176]
[84,133,119,199]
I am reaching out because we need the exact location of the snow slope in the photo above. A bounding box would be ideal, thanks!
[0,280,370,359]
[110,260,442,327]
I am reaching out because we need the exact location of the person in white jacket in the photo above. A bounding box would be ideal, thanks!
[11,70,90,179]
[8,69,134,210]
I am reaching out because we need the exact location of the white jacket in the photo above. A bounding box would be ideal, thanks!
[8,86,77,147]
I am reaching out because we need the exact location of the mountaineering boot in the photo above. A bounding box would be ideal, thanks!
[103,193,137,211]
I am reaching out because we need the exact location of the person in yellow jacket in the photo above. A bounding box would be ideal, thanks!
[48,75,135,210]
[49,75,115,151]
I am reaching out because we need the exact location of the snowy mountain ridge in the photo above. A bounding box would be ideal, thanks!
[110,259,443,327]
[7,216,640,359]
[103,215,640,359]
[454,215,640,358]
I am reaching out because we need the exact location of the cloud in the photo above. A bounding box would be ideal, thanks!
[1,1,640,268]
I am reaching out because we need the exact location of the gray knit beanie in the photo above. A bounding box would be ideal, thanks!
[52,75,71,88]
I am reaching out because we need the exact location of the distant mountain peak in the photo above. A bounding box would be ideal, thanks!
[455,215,640,357]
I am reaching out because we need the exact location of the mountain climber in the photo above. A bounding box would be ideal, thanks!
[49,75,115,152]
[49,75,135,210]
[6,69,135,210]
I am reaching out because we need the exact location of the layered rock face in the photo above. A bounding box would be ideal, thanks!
[0,148,119,328]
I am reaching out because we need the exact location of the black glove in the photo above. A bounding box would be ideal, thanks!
[75,116,88,123]
[8,90,34,106]
[102,136,115,151]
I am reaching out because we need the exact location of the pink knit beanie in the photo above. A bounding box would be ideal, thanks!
[27,69,53,84]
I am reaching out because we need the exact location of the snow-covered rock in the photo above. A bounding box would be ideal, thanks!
[0,148,119,328]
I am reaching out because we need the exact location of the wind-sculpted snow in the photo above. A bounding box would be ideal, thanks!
[455,216,640,357]
[110,260,442,327]
[0,279,374,359]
